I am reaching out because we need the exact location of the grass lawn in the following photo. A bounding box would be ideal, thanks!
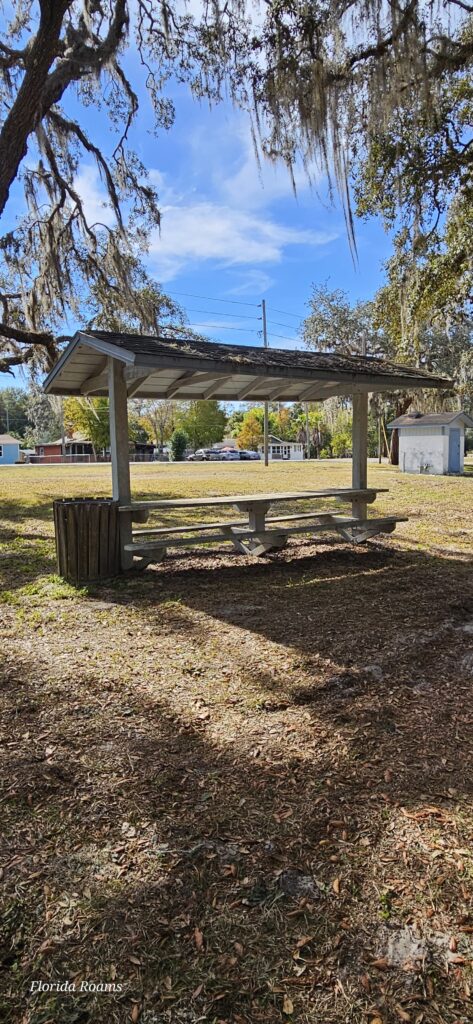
[1,459,473,1024]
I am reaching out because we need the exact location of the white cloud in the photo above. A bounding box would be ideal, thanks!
[72,111,337,288]
[218,122,319,211]
[74,166,116,227]
[144,113,334,281]
[226,269,275,296]
[149,200,336,281]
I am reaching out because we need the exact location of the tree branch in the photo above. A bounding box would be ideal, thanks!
[47,110,124,228]
[0,1,129,220]
[0,320,54,346]
[0,0,72,218]
[0,347,35,374]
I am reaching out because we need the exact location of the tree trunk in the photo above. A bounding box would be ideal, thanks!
[0,2,72,218]
[0,0,128,219]
[390,428,399,466]
[389,397,412,465]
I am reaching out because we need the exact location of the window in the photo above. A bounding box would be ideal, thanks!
[0,445,3,458]
[39,447,44,457]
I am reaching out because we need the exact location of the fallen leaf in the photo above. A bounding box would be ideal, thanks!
[131,1005,140,1023]
[194,927,204,951]
[296,935,313,949]
[332,878,341,895]
[234,942,244,956]
[394,1005,410,1021]
[128,956,142,966]
[371,958,389,970]
[282,994,294,1015]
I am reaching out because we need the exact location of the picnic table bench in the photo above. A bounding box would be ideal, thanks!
[119,488,405,567]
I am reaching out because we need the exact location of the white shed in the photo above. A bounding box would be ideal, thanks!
[258,434,304,461]
[388,411,473,475]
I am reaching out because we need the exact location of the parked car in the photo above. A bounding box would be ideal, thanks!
[187,448,221,462]
[239,449,261,460]
[219,449,241,461]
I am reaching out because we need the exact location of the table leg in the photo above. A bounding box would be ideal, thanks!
[234,501,287,555]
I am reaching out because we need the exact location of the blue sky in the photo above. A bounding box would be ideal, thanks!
[131,88,393,330]
[1,55,395,389]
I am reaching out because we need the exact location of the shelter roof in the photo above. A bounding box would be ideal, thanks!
[43,331,453,403]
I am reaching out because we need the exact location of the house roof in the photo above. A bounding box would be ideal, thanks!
[37,432,90,447]
[388,411,473,429]
[266,434,297,444]
[0,433,20,445]
[43,330,453,403]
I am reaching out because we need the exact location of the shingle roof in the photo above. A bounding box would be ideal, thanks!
[47,432,90,446]
[85,331,449,382]
[43,330,454,402]
[0,434,20,445]
[388,411,473,429]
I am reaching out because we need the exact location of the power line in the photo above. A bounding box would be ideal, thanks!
[156,323,260,339]
[187,322,260,335]
[167,289,260,308]
[267,330,300,344]
[269,306,305,321]
[185,307,261,322]
[161,319,294,342]
[267,318,303,331]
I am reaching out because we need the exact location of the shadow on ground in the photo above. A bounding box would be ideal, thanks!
[1,535,472,1023]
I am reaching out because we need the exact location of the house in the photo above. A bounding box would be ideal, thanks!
[0,433,20,465]
[33,432,155,463]
[33,433,94,464]
[388,411,473,475]
[258,434,304,461]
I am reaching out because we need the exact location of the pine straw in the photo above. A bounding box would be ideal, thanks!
[0,461,472,1024]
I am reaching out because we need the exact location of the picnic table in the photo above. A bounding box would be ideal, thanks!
[119,487,405,566]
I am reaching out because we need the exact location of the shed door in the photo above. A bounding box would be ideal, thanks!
[448,428,461,473]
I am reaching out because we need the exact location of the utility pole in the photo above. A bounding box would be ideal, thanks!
[60,399,66,461]
[305,402,310,460]
[5,397,9,433]
[262,298,269,467]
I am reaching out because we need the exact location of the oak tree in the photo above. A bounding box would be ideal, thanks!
[1,2,471,373]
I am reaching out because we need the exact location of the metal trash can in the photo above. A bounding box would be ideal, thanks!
[53,498,120,582]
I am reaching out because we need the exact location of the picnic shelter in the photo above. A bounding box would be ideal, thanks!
[43,331,451,576]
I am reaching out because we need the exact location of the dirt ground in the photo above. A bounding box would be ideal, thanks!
[1,460,472,1024]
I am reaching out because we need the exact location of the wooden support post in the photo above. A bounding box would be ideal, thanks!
[262,298,269,467]
[352,392,368,520]
[108,357,133,570]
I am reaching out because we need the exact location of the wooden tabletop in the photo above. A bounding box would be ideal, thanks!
[120,487,387,512]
